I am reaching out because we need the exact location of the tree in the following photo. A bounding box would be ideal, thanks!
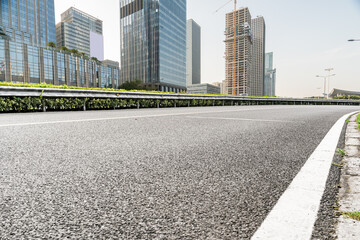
[79,52,87,58]
[60,46,69,52]
[90,57,99,62]
[119,79,143,90]
[118,79,156,91]
[47,42,56,48]
[70,49,79,55]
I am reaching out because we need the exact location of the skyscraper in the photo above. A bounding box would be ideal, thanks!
[120,0,187,92]
[186,19,201,87]
[0,0,56,47]
[0,1,119,88]
[56,7,104,60]
[264,52,276,96]
[225,7,252,96]
[251,16,265,96]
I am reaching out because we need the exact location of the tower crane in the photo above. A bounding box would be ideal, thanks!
[215,0,239,95]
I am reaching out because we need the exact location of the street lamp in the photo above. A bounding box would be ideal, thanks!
[348,39,360,42]
[325,68,335,98]
[326,73,336,97]
[316,75,327,98]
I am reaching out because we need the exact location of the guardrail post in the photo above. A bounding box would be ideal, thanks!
[213,100,215,106]
[137,102,140,109]
[174,101,177,108]
[42,104,46,112]
[231,101,234,106]
[157,102,160,108]
[83,99,87,111]
[188,101,190,107]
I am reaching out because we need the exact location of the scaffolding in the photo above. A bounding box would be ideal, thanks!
[224,8,252,96]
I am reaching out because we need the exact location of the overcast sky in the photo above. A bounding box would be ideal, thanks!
[54,0,360,97]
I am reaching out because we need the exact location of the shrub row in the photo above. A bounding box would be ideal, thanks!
[0,82,231,96]
[334,95,360,100]
[0,97,230,113]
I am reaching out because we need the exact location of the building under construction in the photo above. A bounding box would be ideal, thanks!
[225,7,252,96]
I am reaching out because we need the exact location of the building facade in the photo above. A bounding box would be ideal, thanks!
[264,52,276,96]
[56,7,104,60]
[212,81,227,95]
[0,0,56,48]
[187,83,220,95]
[250,16,265,96]
[186,19,201,87]
[0,37,119,88]
[119,0,187,93]
[225,7,252,96]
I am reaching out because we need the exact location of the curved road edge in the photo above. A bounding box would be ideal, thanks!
[251,111,360,240]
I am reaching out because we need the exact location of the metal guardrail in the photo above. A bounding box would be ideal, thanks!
[1,86,360,106]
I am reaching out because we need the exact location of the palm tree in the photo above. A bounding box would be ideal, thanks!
[60,46,69,52]
[47,42,56,48]
[70,49,79,55]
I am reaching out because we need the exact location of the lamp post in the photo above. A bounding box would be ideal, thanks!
[316,87,322,99]
[348,39,360,42]
[325,68,335,98]
[316,75,327,98]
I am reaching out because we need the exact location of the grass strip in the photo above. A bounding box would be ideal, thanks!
[357,114,360,130]
[0,82,288,98]
[342,212,360,221]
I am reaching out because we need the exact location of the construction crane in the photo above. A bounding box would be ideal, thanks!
[215,0,238,95]
[214,0,233,14]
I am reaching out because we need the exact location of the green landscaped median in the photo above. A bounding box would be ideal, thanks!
[357,114,360,130]
[0,96,228,113]
[0,82,282,98]
[0,82,167,94]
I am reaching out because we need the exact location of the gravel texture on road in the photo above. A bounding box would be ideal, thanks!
[0,106,358,239]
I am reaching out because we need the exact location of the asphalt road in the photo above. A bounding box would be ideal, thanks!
[0,105,359,239]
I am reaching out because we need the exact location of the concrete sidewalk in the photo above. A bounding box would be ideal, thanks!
[337,114,360,239]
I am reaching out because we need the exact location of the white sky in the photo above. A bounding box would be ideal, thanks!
[54,0,360,98]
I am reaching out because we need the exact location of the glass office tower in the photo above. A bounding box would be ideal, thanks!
[0,0,119,88]
[56,7,104,60]
[0,0,56,47]
[120,0,187,92]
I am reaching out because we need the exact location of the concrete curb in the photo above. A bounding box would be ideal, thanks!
[337,114,360,239]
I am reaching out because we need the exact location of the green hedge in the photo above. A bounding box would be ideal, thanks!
[333,95,360,100]
[0,82,170,94]
[0,97,230,113]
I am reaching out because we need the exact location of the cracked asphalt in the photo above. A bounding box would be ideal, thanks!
[0,105,359,239]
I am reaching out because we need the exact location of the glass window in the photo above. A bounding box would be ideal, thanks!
[27,45,40,83]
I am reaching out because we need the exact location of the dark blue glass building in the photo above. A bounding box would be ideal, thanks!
[120,0,187,92]
[0,0,56,47]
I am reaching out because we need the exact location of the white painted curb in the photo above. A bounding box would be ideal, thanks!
[252,111,359,240]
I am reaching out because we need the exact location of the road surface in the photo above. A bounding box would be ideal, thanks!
[0,105,358,239]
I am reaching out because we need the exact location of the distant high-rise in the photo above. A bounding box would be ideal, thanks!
[186,19,201,87]
[56,7,104,60]
[120,0,187,93]
[0,0,56,47]
[264,52,276,96]
[225,7,252,95]
[0,2,118,89]
[251,16,265,96]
